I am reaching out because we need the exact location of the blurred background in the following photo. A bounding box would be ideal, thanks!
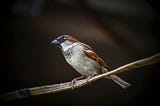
[1,0,160,105]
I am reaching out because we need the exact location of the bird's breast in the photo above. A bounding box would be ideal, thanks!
[65,50,101,76]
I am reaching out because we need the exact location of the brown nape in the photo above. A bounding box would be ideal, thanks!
[65,35,79,43]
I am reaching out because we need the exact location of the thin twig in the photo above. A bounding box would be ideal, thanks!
[0,53,160,101]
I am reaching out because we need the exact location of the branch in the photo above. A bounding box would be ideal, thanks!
[1,53,160,101]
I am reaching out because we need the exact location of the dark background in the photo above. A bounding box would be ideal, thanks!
[1,0,160,105]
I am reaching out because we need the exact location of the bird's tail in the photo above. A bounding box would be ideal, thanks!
[105,75,131,89]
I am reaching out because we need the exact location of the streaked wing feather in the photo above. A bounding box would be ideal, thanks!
[82,43,109,69]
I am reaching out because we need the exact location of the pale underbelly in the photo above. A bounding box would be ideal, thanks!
[66,55,101,76]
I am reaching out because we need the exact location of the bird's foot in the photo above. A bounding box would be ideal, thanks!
[86,74,95,84]
[71,75,85,90]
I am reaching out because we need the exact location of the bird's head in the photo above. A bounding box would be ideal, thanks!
[51,35,78,49]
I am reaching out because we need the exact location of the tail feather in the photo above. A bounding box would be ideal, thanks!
[107,75,131,89]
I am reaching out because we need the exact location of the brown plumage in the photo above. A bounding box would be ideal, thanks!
[51,35,131,89]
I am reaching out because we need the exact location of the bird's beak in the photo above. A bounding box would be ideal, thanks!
[51,39,60,45]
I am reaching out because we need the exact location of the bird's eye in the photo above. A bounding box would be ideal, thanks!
[61,36,65,40]
[57,36,67,43]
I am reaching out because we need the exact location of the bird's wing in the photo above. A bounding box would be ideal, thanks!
[81,43,109,69]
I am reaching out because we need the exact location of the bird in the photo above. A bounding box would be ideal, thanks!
[51,35,131,89]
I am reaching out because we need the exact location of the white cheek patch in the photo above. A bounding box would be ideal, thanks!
[61,42,78,52]
[63,44,73,51]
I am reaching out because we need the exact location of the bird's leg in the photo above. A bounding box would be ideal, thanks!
[71,75,85,89]
[86,74,95,84]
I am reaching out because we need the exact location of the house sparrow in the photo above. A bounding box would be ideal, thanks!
[51,35,131,89]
